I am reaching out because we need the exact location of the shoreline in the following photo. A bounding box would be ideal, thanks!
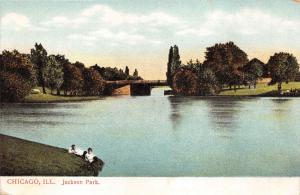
[0,134,104,176]
[23,95,104,103]
[1,94,299,104]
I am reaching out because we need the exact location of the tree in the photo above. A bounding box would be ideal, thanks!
[171,59,221,96]
[100,67,126,80]
[61,63,84,95]
[242,58,264,88]
[125,66,129,76]
[186,59,201,72]
[73,61,85,72]
[30,43,48,94]
[90,64,106,78]
[198,68,221,95]
[44,55,64,94]
[172,68,199,96]
[0,50,35,102]
[166,46,173,86]
[129,68,142,80]
[203,42,249,87]
[228,69,245,91]
[166,45,181,87]
[267,52,299,92]
[133,69,138,77]
[83,68,105,96]
[54,54,69,95]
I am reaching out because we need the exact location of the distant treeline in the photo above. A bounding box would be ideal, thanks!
[0,43,142,102]
[167,42,300,96]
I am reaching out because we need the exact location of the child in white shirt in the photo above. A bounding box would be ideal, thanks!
[68,144,83,156]
[85,148,95,163]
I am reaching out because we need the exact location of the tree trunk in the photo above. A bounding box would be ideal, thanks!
[278,82,282,93]
[50,88,53,95]
[234,85,236,92]
[57,88,60,95]
[41,79,46,94]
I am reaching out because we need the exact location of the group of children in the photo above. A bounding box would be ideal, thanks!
[68,144,95,163]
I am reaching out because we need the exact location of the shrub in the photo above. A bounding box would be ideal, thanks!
[172,68,199,96]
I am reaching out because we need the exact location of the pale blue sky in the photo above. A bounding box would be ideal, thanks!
[1,0,300,79]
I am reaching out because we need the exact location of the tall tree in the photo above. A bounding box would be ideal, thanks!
[166,45,181,87]
[44,55,64,94]
[166,46,173,86]
[171,45,181,74]
[267,52,299,92]
[30,43,48,94]
[125,66,129,76]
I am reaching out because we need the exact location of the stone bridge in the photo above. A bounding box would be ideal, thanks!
[104,80,167,95]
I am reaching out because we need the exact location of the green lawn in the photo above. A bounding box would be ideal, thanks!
[0,134,103,176]
[24,87,102,103]
[220,82,300,96]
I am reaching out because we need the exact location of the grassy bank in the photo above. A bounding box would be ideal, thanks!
[0,134,103,176]
[23,87,102,103]
[219,82,300,96]
[24,93,102,103]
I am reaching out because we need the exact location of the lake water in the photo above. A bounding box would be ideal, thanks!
[1,88,300,176]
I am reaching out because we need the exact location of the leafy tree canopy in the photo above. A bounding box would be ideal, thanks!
[267,52,299,91]
[0,50,35,102]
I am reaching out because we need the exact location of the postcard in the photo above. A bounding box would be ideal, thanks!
[1,0,300,194]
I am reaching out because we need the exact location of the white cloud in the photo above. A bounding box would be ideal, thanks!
[79,4,180,26]
[1,12,31,31]
[44,4,180,28]
[43,4,174,46]
[43,16,71,27]
[177,9,300,36]
[1,12,48,32]
[41,15,86,28]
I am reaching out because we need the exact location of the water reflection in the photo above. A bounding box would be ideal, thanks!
[205,97,243,138]
[167,96,243,138]
[0,103,82,129]
[0,111,74,117]
[167,96,192,129]
[2,120,68,126]
[271,98,292,122]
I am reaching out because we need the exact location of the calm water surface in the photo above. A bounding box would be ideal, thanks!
[1,88,300,176]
